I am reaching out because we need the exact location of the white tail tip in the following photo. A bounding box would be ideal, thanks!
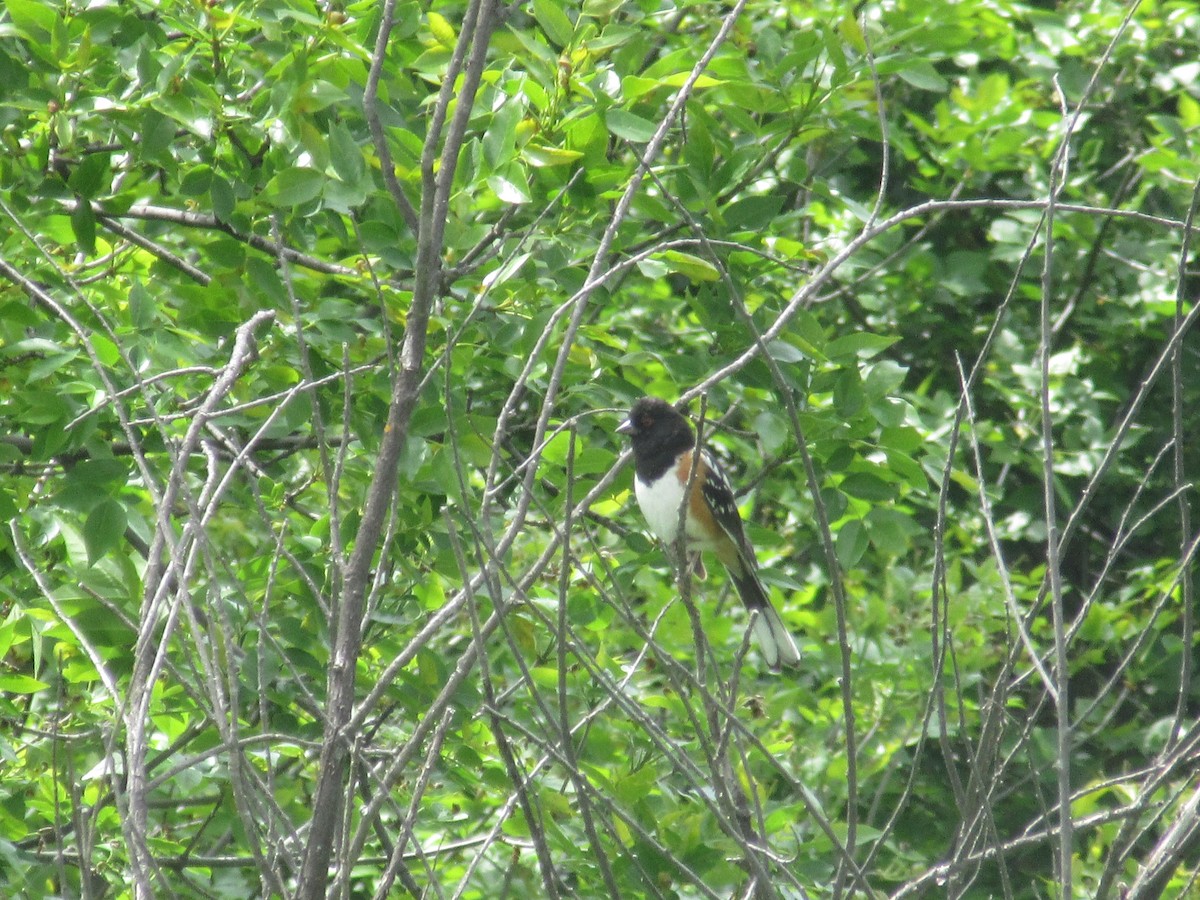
[751,606,802,672]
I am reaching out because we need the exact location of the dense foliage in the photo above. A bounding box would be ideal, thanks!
[1,0,1198,897]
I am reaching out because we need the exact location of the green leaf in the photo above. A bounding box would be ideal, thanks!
[766,340,806,363]
[24,345,77,382]
[0,485,17,521]
[833,369,864,417]
[826,333,899,360]
[522,143,583,167]
[835,519,868,567]
[885,449,929,491]
[606,109,657,142]
[659,250,719,283]
[179,164,213,197]
[839,472,896,502]
[864,359,908,398]
[724,194,786,230]
[866,507,916,556]
[246,257,288,306]
[329,122,366,184]
[91,333,120,367]
[128,279,154,328]
[482,252,531,288]
[660,72,723,89]
[67,152,111,199]
[483,102,522,170]
[71,201,96,255]
[566,112,605,155]
[787,310,828,359]
[71,459,129,486]
[263,166,324,207]
[487,172,531,204]
[427,11,457,48]
[17,390,70,426]
[635,257,668,279]
[84,498,127,565]
[582,0,625,17]
[0,673,48,694]
[837,12,867,53]
[210,174,236,223]
[140,108,175,157]
[754,410,788,454]
[879,425,924,454]
[4,0,58,41]
[533,0,575,48]
[0,614,17,660]
[897,61,949,92]
[621,75,662,102]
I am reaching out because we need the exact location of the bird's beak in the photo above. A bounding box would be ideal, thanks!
[616,417,635,436]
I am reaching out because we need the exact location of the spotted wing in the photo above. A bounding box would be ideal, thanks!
[696,451,756,571]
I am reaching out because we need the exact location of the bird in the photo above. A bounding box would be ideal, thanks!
[616,396,802,671]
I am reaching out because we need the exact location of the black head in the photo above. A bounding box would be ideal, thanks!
[616,397,694,471]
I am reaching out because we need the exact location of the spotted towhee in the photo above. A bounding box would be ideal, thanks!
[617,397,802,672]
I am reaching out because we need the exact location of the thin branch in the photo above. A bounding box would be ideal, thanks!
[297,1,501,892]
[62,199,359,277]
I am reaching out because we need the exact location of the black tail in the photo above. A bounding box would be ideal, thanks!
[730,569,802,672]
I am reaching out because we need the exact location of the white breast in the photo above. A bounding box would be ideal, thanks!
[633,472,721,551]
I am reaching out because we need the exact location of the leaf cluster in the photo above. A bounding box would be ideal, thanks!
[1,0,1199,897]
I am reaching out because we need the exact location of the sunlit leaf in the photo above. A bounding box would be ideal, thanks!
[4,0,58,41]
[427,11,456,48]
[0,673,48,693]
[533,0,575,48]
[605,108,657,142]
[486,172,531,204]
[826,333,899,360]
[522,143,583,167]
[659,250,719,283]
